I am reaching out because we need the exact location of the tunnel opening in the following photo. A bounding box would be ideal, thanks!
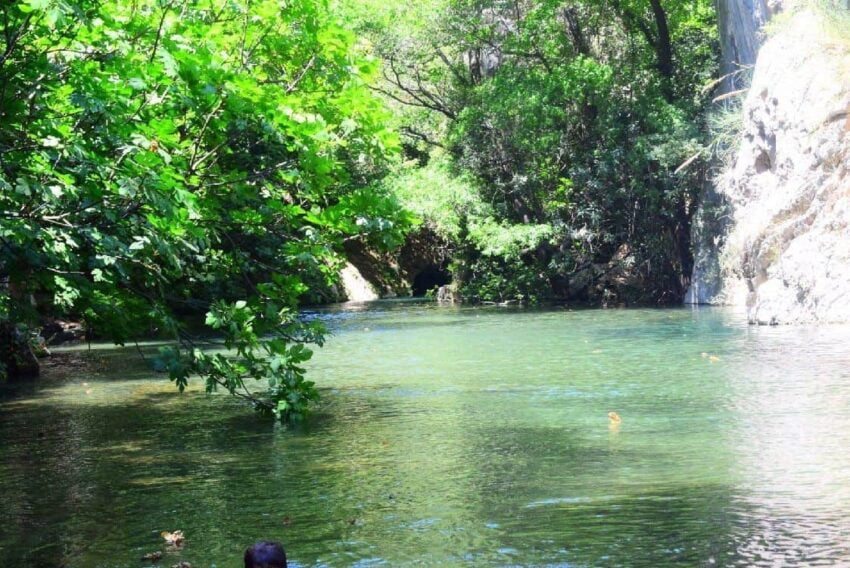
[411,265,452,297]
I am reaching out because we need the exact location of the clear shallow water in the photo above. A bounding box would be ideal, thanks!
[2,302,850,567]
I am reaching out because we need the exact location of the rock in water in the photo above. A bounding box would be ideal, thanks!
[161,530,185,547]
[436,284,457,304]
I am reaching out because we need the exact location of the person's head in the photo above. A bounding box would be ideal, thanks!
[244,540,287,568]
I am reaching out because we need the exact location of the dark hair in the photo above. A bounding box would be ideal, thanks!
[244,540,287,568]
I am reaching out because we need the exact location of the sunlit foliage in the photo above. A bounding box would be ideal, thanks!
[0,0,415,419]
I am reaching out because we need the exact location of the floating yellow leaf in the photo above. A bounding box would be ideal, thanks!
[161,530,185,547]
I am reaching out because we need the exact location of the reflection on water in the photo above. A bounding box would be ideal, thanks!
[2,303,850,566]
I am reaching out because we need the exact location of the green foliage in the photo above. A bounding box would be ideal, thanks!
[363,0,719,304]
[457,254,553,304]
[815,0,850,45]
[705,99,746,171]
[0,0,413,420]
[456,211,558,304]
[383,157,479,239]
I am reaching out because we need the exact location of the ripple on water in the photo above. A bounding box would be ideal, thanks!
[2,305,850,566]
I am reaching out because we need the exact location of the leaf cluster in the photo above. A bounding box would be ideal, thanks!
[0,0,413,417]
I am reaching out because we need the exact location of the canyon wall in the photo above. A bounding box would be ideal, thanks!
[687,1,850,324]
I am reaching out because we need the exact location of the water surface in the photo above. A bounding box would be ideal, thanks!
[2,303,850,566]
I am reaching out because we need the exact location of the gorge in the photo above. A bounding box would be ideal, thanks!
[3,3,850,565]
[337,0,850,325]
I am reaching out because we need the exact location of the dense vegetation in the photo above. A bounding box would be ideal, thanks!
[355,0,719,305]
[1,0,721,420]
[0,0,413,419]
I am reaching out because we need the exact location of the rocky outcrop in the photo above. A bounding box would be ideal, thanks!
[0,323,40,379]
[339,263,380,302]
[688,2,850,324]
[436,284,459,304]
[686,0,781,307]
[340,227,452,300]
[41,319,86,345]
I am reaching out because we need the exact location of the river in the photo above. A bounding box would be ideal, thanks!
[2,302,850,566]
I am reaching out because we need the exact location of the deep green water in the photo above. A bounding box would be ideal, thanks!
[2,302,850,567]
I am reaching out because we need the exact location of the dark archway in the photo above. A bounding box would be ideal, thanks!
[411,266,451,296]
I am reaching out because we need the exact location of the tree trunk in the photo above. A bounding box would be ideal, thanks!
[648,0,674,101]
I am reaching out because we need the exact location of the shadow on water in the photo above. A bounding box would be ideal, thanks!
[3,304,850,566]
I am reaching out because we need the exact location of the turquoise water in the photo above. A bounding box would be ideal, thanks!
[2,302,850,566]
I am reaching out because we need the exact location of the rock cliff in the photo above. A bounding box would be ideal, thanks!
[687,1,850,324]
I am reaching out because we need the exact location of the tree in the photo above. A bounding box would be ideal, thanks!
[0,0,414,421]
[359,0,718,304]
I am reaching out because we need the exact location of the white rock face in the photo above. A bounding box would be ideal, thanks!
[339,262,380,302]
[688,7,850,324]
